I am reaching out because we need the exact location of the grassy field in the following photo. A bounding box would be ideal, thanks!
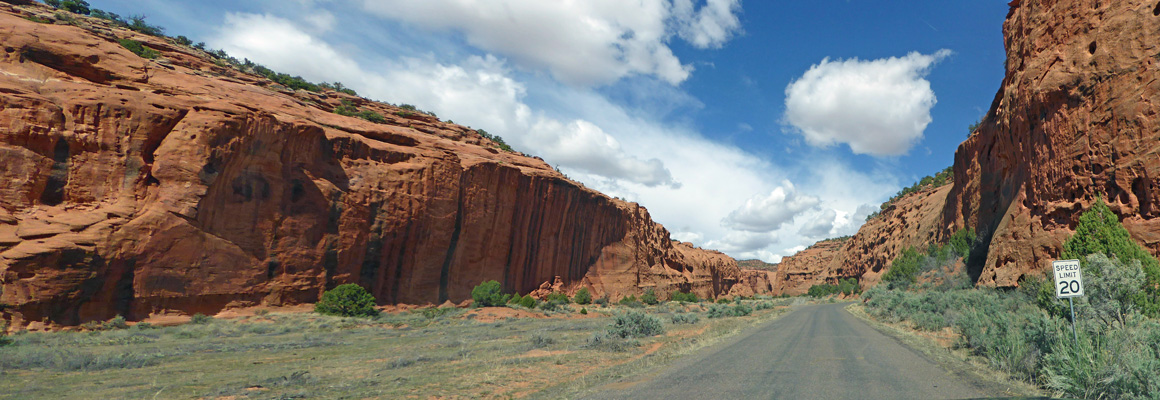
[0,298,799,399]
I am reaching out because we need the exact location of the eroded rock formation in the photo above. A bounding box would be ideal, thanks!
[0,4,740,328]
[946,0,1160,286]
[775,0,1160,292]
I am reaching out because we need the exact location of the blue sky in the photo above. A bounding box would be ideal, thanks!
[85,0,1010,262]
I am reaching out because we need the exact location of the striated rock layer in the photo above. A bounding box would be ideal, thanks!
[0,5,740,328]
[774,0,1160,292]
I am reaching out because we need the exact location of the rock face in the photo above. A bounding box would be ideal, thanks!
[771,187,950,294]
[0,5,740,327]
[769,240,844,296]
[945,0,1160,286]
[774,0,1160,292]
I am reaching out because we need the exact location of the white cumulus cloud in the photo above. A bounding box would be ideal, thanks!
[357,0,743,86]
[783,50,952,156]
[798,209,838,239]
[723,181,820,232]
[210,14,677,188]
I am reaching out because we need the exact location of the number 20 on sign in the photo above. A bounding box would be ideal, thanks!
[1053,259,1084,298]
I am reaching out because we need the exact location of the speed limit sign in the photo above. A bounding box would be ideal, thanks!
[1052,259,1084,298]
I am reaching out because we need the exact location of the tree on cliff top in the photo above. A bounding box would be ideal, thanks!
[1057,198,1160,318]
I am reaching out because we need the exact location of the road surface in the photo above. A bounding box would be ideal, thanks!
[585,302,996,399]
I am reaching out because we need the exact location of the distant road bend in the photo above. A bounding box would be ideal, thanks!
[587,303,998,400]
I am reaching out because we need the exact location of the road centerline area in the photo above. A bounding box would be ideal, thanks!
[585,303,993,400]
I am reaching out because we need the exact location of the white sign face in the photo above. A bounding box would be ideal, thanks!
[1052,259,1084,298]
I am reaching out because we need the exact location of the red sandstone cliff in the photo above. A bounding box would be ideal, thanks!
[0,4,740,328]
[945,0,1160,286]
[775,0,1160,292]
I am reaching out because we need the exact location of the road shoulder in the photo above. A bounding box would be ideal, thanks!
[844,303,1046,398]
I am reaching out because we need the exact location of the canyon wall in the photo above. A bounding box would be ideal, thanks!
[774,0,1160,292]
[0,5,739,327]
[772,186,950,294]
[946,0,1160,286]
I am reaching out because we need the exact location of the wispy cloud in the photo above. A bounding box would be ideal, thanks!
[356,0,744,86]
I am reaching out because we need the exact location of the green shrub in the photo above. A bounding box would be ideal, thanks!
[539,300,562,312]
[707,303,752,318]
[640,289,659,305]
[910,312,947,331]
[189,313,214,324]
[419,307,455,319]
[807,279,859,298]
[670,313,700,324]
[948,228,977,259]
[670,291,699,302]
[1075,253,1146,327]
[1060,198,1160,318]
[580,307,588,315]
[545,292,570,304]
[102,315,128,330]
[54,0,90,15]
[585,331,638,352]
[476,128,514,152]
[333,102,359,117]
[117,39,159,59]
[882,246,924,289]
[716,297,731,304]
[594,296,609,306]
[807,283,839,298]
[127,15,164,36]
[573,288,592,305]
[618,295,642,308]
[606,311,664,338]
[356,109,386,124]
[837,278,860,295]
[754,301,774,311]
[470,280,510,307]
[0,320,11,347]
[314,284,379,317]
[517,295,536,309]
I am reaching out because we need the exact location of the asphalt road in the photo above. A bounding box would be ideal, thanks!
[585,302,995,400]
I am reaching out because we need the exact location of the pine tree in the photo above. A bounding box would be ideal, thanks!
[1056,198,1160,317]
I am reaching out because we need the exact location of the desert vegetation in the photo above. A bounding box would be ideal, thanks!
[807,277,861,298]
[0,286,796,399]
[314,284,380,317]
[865,166,954,221]
[864,200,1160,399]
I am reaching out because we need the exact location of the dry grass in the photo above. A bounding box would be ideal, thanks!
[0,299,796,399]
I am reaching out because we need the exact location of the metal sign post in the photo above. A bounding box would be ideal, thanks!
[1052,259,1084,343]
